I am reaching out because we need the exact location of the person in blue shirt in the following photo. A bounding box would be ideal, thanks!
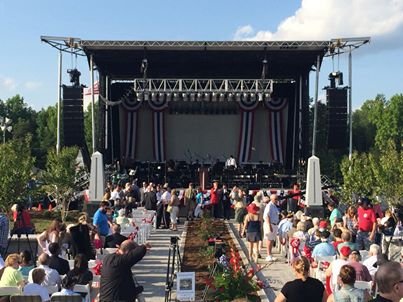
[93,201,111,244]
[312,230,336,259]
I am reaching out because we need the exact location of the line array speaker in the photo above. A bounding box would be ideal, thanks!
[62,85,84,147]
[327,88,347,149]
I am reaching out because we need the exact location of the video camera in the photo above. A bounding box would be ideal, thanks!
[170,236,180,245]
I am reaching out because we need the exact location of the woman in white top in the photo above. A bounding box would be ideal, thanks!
[37,219,62,254]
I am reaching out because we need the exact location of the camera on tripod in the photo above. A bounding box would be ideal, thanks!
[170,236,180,245]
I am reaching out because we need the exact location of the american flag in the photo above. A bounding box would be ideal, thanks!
[83,81,99,96]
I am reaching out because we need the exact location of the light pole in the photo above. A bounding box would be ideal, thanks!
[0,117,12,144]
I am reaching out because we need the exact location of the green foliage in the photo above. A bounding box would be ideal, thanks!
[42,146,80,221]
[199,216,218,240]
[84,101,102,154]
[340,140,402,206]
[35,105,57,168]
[0,136,35,209]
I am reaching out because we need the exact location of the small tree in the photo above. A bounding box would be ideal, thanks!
[0,136,35,209]
[42,146,80,221]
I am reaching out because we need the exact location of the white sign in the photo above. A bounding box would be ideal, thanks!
[305,155,323,206]
[176,272,195,301]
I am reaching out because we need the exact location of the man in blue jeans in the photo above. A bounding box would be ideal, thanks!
[93,201,112,245]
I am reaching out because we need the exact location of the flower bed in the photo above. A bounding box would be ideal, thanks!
[182,218,263,301]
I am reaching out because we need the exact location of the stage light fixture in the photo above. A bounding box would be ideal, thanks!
[166,92,172,102]
[258,92,263,102]
[173,92,180,102]
[211,92,218,102]
[190,93,196,102]
[136,92,144,102]
[219,93,225,102]
[151,92,158,102]
[144,91,150,101]
[204,92,210,102]
[158,92,165,101]
[182,92,188,102]
[197,92,202,101]
[228,92,234,102]
[250,93,256,102]
[242,92,249,101]
[235,92,241,102]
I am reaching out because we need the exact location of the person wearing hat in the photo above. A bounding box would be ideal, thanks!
[242,203,263,263]
[325,245,352,293]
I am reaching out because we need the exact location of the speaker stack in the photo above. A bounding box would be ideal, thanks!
[327,88,348,149]
[62,85,84,147]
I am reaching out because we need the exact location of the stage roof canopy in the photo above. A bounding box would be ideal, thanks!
[78,40,331,79]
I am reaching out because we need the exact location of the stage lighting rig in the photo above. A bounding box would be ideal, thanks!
[67,68,81,86]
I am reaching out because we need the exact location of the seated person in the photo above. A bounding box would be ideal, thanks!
[51,275,82,299]
[23,268,50,302]
[331,228,343,251]
[66,254,93,285]
[104,224,128,248]
[0,253,24,287]
[48,242,70,275]
[337,231,357,254]
[18,250,35,277]
[115,209,130,226]
[28,253,61,287]
[312,230,336,258]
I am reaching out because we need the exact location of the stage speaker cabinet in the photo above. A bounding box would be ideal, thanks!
[62,85,84,147]
[327,88,347,149]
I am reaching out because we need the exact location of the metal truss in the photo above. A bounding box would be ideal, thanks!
[326,37,370,56]
[131,78,282,93]
[40,36,85,56]
[80,40,331,50]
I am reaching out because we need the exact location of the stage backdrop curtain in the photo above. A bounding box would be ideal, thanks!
[149,95,168,162]
[119,93,142,164]
[264,97,289,163]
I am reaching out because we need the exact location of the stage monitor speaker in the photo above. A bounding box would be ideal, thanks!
[327,88,347,149]
[63,85,84,147]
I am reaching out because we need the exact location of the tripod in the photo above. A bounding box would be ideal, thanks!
[165,236,182,302]
[4,211,35,257]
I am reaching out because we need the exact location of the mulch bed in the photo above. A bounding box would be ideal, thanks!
[181,219,235,300]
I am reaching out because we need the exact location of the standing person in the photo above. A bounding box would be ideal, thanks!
[184,183,197,221]
[93,201,112,245]
[144,184,157,211]
[160,186,172,229]
[356,198,376,250]
[69,214,96,260]
[37,219,62,254]
[100,240,151,302]
[210,181,220,219]
[0,207,9,257]
[343,206,358,242]
[287,183,301,213]
[263,194,280,262]
[242,203,262,263]
[23,268,50,302]
[221,184,231,220]
[327,265,370,302]
[328,201,342,228]
[371,261,403,302]
[225,155,237,169]
[169,189,181,231]
[274,256,327,302]
[234,189,247,237]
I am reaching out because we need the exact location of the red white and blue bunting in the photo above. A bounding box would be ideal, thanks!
[120,90,142,112]
[264,97,288,112]
[153,111,166,162]
[238,111,254,164]
[267,98,288,163]
[148,94,169,111]
[238,95,259,112]
[119,109,138,162]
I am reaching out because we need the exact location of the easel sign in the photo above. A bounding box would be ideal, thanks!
[176,272,195,301]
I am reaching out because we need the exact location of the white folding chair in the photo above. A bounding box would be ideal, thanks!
[359,250,369,261]
[104,248,117,254]
[68,259,75,270]
[46,284,60,295]
[0,286,22,296]
[354,280,372,290]
[73,284,91,302]
[314,255,336,282]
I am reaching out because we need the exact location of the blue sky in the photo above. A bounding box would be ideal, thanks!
[0,0,402,111]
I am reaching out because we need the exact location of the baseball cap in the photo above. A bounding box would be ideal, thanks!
[340,246,352,257]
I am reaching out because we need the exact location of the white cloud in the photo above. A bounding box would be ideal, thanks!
[0,75,17,91]
[233,0,403,51]
[24,81,43,90]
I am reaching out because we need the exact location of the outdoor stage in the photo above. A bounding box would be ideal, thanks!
[79,40,330,178]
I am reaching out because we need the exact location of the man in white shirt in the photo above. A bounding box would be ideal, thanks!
[362,243,381,277]
[28,253,61,287]
[24,268,50,302]
[263,194,280,261]
[225,155,237,169]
